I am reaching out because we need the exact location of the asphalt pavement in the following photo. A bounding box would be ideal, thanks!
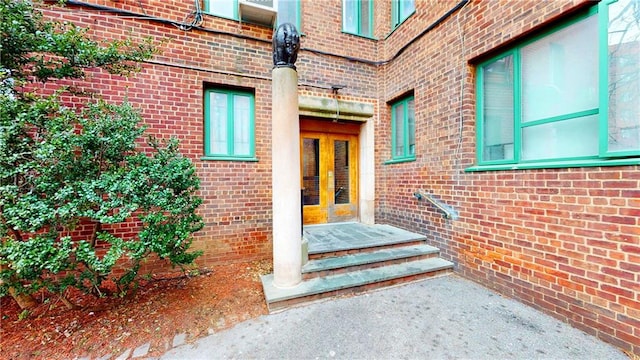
[161,275,627,360]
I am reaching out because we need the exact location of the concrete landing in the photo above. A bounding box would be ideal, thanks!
[305,222,427,254]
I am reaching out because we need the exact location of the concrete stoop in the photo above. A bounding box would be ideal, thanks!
[261,224,454,312]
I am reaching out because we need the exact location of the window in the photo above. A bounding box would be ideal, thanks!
[343,0,373,37]
[277,0,300,30]
[390,95,416,162]
[474,0,640,169]
[392,0,415,28]
[203,88,256,160]
[204,0,297,29]
[204,0,237,20]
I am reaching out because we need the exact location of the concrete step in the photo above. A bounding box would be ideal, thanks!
[261,257,454,312]
[306,223,429,260]
[302,244,440,280]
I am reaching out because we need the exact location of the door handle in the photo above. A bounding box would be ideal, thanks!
[328,170,334,189]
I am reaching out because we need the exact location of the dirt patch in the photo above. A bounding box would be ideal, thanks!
[0,260,272,359]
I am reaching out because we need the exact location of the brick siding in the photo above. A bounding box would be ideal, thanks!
[38,0,639,354]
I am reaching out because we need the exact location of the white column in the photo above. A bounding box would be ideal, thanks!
[272,67,302,288]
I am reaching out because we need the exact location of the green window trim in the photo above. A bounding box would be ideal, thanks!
[388,95,416,163]
[342,0,374,38]
[203,88,256,161]
[466,158,640,172]
[472,1,640,171]
[391,0,415,29]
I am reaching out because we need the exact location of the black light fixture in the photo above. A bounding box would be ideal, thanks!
[330,85,346,121]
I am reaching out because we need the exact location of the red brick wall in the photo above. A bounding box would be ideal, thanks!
[40,0,378,272]
[38,0,639,353]
[377,0,639,354]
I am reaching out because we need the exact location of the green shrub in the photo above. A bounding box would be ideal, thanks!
[0,0,203,304]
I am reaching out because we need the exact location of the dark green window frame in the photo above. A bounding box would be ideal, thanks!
[387,95,416,163]
[203,88,257,161]
[470,0,640,171]
[391,0,415,28]
[342,0,374,38]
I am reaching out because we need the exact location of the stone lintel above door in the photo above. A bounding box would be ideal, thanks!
[298,95,374,122]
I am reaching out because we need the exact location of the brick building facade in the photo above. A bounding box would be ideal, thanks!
[42,0,638,354]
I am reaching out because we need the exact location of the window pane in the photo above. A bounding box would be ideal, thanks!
[302,138,320,205]
[343,0,358,33]
[521,15,598,122]
[482,55,514,161]
[399,0,414,22]
[393,103,405,157]
[334,140,350,205]
[407,98,415,155]
[607,0,640,152]
[208,0,235,18]
[233,95,251,155]
[246,0,273,6]
[360,0,371,36]
[278,0,298,27]
[521,115,598,160]
[210,92,228,155]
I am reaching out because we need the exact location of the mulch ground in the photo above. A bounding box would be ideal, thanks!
[0,260,271,359]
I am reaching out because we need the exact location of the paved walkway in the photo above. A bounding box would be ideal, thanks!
[161,275,626,359]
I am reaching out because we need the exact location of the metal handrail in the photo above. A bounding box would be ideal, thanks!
[413,189,458,220]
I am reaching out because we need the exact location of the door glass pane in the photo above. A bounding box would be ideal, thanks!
[302,138,320,205]
[521,115,598,160]
[210,92,228,155]
[334,140,350,205]
[607,0,640,152]
[233,95,251,155]
[482,55,514,161]
[521,15,598,122]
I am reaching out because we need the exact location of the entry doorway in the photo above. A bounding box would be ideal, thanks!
[300,120,359,225]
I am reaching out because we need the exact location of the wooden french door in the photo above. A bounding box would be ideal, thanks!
[301,131,358,224]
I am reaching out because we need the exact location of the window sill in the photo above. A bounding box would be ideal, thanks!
[201,156,259,162]
[341,31,378,40]
[465,158,640,172]
[384,156,416,165]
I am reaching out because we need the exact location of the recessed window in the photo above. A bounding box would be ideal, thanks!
[203,88,256,161]
[343,0,373,37]
[391,0,415,28]
[390,95,416,162]
[475,1,640,169]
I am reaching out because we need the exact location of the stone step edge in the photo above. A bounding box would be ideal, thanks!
[261,257,454,304]
[307,234,428,255]
[302,244,440,274]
